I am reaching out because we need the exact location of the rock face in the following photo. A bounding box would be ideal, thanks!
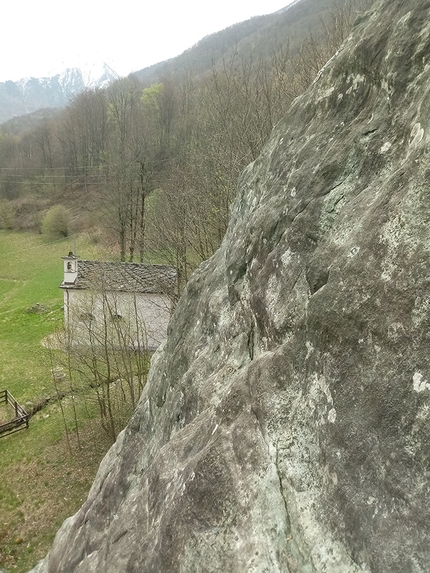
[31,0,430,571]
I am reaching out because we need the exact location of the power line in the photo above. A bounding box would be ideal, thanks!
[0,166,66,170]
[0,174,105,181]
[0,162,132,170]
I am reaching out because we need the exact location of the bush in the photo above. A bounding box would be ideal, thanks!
[0,199,15,229]
[41,204,71,238]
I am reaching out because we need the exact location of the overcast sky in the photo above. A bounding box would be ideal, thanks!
[1,0,296,82]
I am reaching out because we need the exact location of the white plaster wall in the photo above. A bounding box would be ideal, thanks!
[63,289,173,350]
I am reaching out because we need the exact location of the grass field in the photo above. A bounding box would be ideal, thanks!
[0,230,113,572]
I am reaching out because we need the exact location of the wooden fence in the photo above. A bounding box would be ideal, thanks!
[0,390,30,438]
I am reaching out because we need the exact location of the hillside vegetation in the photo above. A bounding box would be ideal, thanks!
[0,0,371,291]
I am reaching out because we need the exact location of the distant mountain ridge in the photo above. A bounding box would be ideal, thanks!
[0,0,342,126]
[0,62,119,124]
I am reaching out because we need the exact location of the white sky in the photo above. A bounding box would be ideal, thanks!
[0,0,295,82]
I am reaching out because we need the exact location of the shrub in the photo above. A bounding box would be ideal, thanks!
[41,204,71,238]
[0,199,15,229]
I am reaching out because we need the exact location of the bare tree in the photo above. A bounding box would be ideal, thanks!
[103,78,156,261]
[60,288,151,442]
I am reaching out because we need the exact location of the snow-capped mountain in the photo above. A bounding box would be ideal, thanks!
[0,61,120,124]
[47,58,120,89]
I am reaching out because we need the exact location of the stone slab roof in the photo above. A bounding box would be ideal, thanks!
[66,260,176,294]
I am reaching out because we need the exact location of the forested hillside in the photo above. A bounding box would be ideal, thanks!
[0,0,371,291]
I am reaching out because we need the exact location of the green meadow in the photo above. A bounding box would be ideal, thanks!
[0,231,65,399]
[0,231,112,573]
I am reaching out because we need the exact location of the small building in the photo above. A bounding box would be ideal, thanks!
[60,253,177,351]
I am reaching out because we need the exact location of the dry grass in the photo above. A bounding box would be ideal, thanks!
[0,413,112,573]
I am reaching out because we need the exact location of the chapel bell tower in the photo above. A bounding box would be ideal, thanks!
[62,252,78,285]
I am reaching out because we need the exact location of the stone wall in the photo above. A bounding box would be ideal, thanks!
[64,289,172,350]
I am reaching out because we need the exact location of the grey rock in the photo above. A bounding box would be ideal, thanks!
[30,0,430,571]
